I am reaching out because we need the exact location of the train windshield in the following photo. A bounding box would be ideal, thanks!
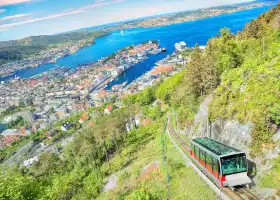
[221,153,247,175]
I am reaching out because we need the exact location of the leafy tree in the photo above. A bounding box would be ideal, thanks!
[156,70,184,104]
[269,104,280,126]
[0,171,41,200]
[126,188,157,200]
[187,44,205,97]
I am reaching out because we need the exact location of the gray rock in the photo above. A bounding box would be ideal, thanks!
[103,175,118,192]
[272,130,280,142]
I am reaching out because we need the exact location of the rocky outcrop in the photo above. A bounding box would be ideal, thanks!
[181,95,280,191]
[183,96,253,155]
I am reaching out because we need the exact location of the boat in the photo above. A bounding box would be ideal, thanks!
[150,49,161,54]
[161,48,167,52]
[175,41,187,52]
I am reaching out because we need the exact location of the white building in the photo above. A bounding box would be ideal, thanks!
[23,156,39,167]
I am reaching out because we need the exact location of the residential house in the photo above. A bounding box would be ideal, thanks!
[79,112,89,124]
[104,105,114,115]
[61,122,71,132]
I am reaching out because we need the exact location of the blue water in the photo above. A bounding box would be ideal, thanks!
[0,6,273,86]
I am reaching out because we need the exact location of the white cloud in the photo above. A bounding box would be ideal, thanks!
[0,0,34,6]
[0,13,32,21]
[0,0,125,30]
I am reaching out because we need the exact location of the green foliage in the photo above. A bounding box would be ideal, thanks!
[156,71,184,104]
[123,86,156,106]
[136,87,156,106]
[143,104,163,120]
[76,171,103,199]
[209,31,280,153]
[126,188,156,200]
[97,117,216,200]
[0,171,41,200]
[7,116,26,129]
[269,103,280,126]
[42,167,86,200]
[261,155,280,189]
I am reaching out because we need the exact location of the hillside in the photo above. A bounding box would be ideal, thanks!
[0,30,108,48]
[0,30,108,65]
[155,3,280,195]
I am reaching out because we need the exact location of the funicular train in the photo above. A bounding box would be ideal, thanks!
[190,137,252,187]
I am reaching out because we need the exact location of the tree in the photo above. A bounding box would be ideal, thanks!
[187,44,205,97]
[136,87,156,106]
[0,171,41,200]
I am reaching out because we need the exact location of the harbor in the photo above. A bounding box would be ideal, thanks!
[0,6,270,82]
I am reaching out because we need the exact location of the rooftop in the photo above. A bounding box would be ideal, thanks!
[192,137,241,156]
[1,129,18,136]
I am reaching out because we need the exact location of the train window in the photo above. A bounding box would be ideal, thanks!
[194,146,198,157]
[205,153,212,170]
[221,153,247,175]
[199,150,206,166]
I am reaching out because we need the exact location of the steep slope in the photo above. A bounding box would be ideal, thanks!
[155,3,280,197]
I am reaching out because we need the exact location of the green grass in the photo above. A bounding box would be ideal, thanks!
[97,118,217,200]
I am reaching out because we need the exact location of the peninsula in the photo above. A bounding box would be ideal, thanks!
[107,2,272,30]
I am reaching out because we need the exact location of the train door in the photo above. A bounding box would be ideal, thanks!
[193,145,199,161]
[212,157,219,179]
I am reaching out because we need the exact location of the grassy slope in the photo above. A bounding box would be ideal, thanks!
[96,118,217,200]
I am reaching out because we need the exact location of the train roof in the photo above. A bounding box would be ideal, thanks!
[192,137,241,156]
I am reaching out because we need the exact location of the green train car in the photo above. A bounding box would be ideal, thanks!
[190,137,252,187]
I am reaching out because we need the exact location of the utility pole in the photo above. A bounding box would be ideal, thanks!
[161,119,171,199]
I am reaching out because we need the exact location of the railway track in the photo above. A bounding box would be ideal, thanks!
[167,116,259,200]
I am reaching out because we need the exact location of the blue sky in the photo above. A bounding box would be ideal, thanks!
[0,0,253,41]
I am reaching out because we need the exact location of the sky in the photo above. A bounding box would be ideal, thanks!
[0,0,253,41]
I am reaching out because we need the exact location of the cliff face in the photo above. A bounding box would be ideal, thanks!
[182,96,280,197]
[185,96,253,154]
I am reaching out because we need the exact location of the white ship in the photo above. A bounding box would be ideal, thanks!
[175,41,187,52]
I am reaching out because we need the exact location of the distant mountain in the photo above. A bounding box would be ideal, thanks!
[0,30,108,48]
[0,30,108,65]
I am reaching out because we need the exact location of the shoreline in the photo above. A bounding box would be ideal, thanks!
[0,33,111,80]
[0,4,273,82]
[106,2,273,31]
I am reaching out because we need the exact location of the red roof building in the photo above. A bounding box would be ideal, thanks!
[104,105,114,114]
[151,66,173,75]
[79,112,89,124]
